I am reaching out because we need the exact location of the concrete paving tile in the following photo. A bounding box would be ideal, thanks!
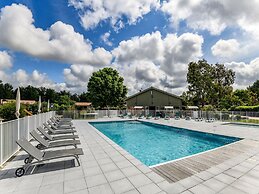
[110,178,135,194]
[42,173,64,186]
[231,179,259,193]
[159,182,186,194]
[145,172,165,183]
[97,158,113,165]
[181,191,193,194]
[224,168,244,179]
[189,184,216,194]
[214,173,236,185]
[137,183,162,194]
[123,189,141,194]
[136,165,152,174]
[156,192,167,194]
[38,182,63,194]
[12,187,39,194]
[206,167,223,175]
[194,171,214,181]
[67,188,89,194]
[129,159,142,166]
[65,168,84,181]
[84,166,103,177]
[231,165,251,173]
[116,160,133,169]
[64,178,87,193]
[203,178,227,192]
[104,169,125,182]
[0,178,21,193]
[236,174,259,188]
[88,183,113,194]
[16,175,43,190]
[100,163,118,173]
[177,176,203,189]
[111,155,126,162]
[128,173,152,188]
[85,174,107,188]
[121,166,142,177]
[218,186,247,194]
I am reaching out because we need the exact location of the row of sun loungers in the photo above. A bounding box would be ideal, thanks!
[120,113,215,122]
[15,116,84,177]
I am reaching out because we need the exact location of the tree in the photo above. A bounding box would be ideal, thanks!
[78,92,90,102]
[233,89,256,106]
[45,88,58,102]
[0,80,14,99]
[20,85,39,100]
[187,59,213,107]
[211,63,235,106]
[248,80,259,101]
[87,67,127,108]
[186,60,235,108]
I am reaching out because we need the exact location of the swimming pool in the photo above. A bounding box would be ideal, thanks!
[225,122,259,128]
[90,121,240,166]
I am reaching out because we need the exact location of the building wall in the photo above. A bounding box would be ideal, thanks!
[127,89,182,109]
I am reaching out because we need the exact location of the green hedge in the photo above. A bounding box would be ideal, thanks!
[233,105,259,111]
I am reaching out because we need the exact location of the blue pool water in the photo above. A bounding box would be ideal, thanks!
[90,121,240,166]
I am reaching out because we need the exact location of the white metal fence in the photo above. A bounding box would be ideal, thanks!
[0,111,55,166]
[57,109,259,123]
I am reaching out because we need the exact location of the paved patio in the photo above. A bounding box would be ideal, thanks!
[1,118,259,194]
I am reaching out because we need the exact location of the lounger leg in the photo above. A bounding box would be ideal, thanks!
[74,156,80,166]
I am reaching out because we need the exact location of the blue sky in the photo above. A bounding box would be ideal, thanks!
[0,0,258,94]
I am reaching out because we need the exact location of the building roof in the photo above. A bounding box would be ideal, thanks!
[126,86,182,101]
[0,99,36,105]
[187,106,199,109]
[75,102,92,107]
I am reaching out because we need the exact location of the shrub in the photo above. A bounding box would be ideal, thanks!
[0,103,26,121]
[232,105,259,111]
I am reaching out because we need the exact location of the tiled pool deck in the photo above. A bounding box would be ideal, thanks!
[1,118,259,194]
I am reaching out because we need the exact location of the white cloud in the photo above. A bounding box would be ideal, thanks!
[0,68,66,91]
[0,4,112,66]
[63,64,98,93]
[100,32,112,46]
[211,39,240,60]
[112,31,203,95]
[226,58,259,89]
[0,51,12,70]
[161,0,259,36]
[69,0,160,30]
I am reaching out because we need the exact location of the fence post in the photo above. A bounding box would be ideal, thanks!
[17,118,20,141]
[0,120,3,165]
[27,116,30,140]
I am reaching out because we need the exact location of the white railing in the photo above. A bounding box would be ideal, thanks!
[57,109,259,123]
[0,111,55,166]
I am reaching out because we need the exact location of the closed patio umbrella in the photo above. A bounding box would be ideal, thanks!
[47,99,50,112]
[38,96,41,113]
[15,87,20,118]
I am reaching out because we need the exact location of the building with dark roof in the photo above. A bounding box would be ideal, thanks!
[126,86,183,110]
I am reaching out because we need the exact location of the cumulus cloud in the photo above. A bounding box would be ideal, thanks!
[0,51,12,70]
[112,31,203,95]
[100,32,112,46]
[0,68,67,91]
[226,58,259,89]
[69,0,160,30]
[161,0,259,36]
[0,4,112,66]
[211,39,240,60]
[63,64,100,93]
